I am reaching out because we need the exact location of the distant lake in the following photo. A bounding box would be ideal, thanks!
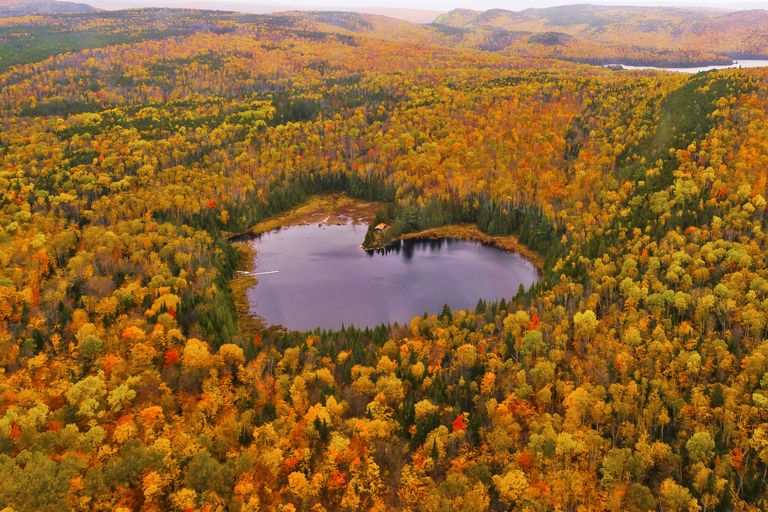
[606,59,768,74]
[246,223,539,330]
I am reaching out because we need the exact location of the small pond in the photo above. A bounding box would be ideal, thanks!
[245,223,539,330]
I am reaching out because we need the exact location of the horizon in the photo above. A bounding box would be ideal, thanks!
[82,0,768,17]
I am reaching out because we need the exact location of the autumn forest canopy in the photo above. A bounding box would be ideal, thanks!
[1,4,768,512]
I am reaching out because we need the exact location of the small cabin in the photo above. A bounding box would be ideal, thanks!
[374,223,388,232]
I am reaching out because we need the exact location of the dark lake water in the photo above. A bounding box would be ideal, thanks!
[246,223,539,330]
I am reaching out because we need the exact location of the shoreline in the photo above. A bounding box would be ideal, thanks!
[382,224,545,273]
[230,195,545,335]
[230,242,265,342]
[226,193,386,242]
[230,195,545,271]
[228,194,385,337]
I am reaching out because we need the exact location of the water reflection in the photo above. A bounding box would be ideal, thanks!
[367,238,453,260]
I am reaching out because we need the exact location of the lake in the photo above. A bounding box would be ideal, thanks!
[605,59,768,74]
[245,223,539,330]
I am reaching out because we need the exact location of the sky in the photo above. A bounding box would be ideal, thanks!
[87,0,768,16]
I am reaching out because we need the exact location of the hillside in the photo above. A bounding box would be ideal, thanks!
[434,4,768,65]
[0,0,95,15]
[1,5,766,68]
[282,9,734,67]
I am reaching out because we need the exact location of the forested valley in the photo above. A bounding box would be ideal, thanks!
[0,7,768,512]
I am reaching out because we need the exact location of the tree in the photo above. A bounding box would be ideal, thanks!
[686,432,714,464]
[659,479,700,512]
[493,470,528,505]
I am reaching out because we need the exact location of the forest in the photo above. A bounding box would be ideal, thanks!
[0,5,768,512]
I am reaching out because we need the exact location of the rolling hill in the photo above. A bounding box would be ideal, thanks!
[431,4,768,65]
[0,0,95,15]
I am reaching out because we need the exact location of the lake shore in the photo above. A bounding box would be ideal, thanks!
[230,194,545,271]
[393,224,545,272]
[227,194,386,241]
[602,59,768,74]
[229,194,386,335]
[230,242,264,341]
[229,194,545,331]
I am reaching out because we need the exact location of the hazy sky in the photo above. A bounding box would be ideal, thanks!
[89,0,768,14]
